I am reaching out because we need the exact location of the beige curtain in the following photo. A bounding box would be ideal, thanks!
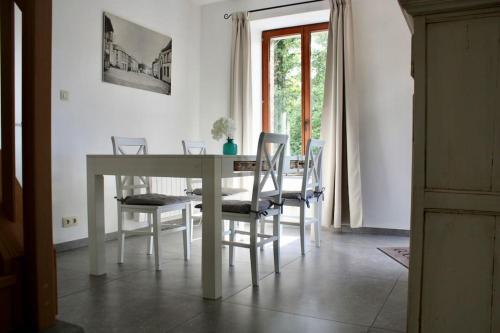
[230,12,253,154]
[320,0,362,229]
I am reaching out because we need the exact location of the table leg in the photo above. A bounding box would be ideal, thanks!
[87,171,106,276]
[201,157,222,299]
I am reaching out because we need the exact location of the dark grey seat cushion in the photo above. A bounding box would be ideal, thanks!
[282,190,314,201]
[195,199,273,215]
[122,194,191,206]
[282,190,323,204]
[191,187,247,196]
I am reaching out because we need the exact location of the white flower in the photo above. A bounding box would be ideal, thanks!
[211,117,236,141]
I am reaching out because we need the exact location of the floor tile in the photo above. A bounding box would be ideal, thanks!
[168,302,370,333]
[372,281,407,332]
[38,320,84,333]
[225,266,395,326]
[285,244,407,282]
[368,328,405,333]
[325,234,409,249]
[117,256,276,299]
[56,230,410,332]
[398,270,409,282]
[58,279,209,333]
[57,267,116,297]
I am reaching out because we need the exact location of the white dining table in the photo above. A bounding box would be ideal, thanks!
[86,154,300,300]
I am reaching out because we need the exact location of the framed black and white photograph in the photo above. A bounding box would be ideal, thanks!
[103,12,172,95]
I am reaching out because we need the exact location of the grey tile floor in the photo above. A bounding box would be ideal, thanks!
[56,226,409,333]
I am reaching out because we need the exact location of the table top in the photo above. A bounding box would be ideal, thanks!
[86,154,305,177]
[87,154,259,158]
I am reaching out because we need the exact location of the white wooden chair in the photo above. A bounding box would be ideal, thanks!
[195,133,288,287]
[112,136,191,271]
[262,139,324,255]
[182,140,247,241]
[181,140,207,199]
[182,140,247,197]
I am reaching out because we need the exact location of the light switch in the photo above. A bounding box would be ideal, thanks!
[60,90,69,101]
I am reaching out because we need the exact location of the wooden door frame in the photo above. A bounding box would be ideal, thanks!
[261,22,328,154]
[22,0,56,330]
[0,0,56,330]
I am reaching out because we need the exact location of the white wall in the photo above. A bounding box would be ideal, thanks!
[199,0,412,230]
[52,0,201,243]
[352,0,413,230]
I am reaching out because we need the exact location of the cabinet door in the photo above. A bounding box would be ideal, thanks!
[421,213,495,333]
[426,16,500,191]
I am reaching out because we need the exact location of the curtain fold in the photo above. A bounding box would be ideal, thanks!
[230,12,253,154]
[320,0,363,229]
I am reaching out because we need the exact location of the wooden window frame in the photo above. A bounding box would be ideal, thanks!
[262,22,329,154]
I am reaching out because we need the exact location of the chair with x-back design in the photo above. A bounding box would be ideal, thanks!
[182,140,247,197]
[182,140,247,241]
[262,139,325,255]
[112,136,191,271]
[195,132,288,287]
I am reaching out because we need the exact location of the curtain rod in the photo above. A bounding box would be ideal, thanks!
[224,0,325,19]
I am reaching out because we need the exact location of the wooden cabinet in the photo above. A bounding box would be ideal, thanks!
[399,1,500,332]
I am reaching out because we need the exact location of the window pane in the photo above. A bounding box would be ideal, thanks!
[15,4,23,186]
[269,35,302,156]
[310,31,328,140]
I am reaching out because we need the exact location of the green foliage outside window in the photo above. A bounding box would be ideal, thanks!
[271,31,328,155]
[311,32,328,141]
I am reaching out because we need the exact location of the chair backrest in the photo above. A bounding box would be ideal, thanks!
[251,132,288,215]
[182,140,207,155]
[301,139,325,198]
[182,140,207,193]
[111,136,151,199]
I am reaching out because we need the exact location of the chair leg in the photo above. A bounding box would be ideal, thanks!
[221,220,227,248]
[315,200,322,248]
[182,205,191,261]
[259,219,265,251]
[152,210,161,271]
[250,221,259,287]
[117,206,125,264]
[235,221,242,241]
[273,214,281,274]
[146,213,153,255]
[190,207,194,242]
[300,203,306,255]
[229,220,235,267]
[191,202,200,242]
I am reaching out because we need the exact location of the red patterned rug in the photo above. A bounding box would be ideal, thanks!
[378,247,410,268]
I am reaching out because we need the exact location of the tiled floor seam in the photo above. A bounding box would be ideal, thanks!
[222,299,371,329]
[57,267,150,300]
[369,277,399,330]
[163,311,209,333]
[218,248,314,300]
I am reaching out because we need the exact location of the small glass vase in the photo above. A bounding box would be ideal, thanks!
[223,138,237,155]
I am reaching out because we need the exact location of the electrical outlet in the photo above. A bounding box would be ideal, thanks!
[60,90,69,101]
[62,216,78,228]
